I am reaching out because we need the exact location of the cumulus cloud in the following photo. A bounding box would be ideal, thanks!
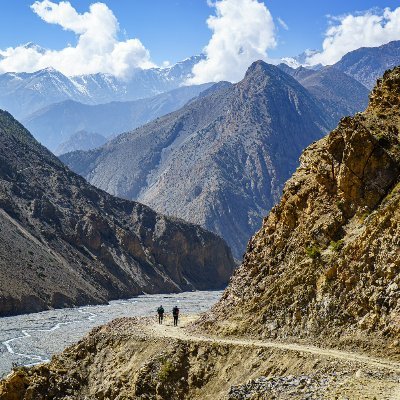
[307,7,400,66]
[187,0,276,84]
[0,1,154,77]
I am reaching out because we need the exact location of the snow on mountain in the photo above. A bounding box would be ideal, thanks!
[0,54,204,119]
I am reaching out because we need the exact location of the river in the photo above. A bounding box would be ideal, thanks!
[0,290,222,379]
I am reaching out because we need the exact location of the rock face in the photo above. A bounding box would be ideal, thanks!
[279,64,369,124]
[333,40,400,89]
[0,110,235,317]
[61,61,332,258]
[200,67,400,343]
[23,83,213,152]
[54,130,107,155]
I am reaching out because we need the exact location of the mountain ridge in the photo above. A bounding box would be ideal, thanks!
[61,60,332,258]
[0,109,235,317]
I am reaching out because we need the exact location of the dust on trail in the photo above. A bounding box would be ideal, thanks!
[147,316,400,374]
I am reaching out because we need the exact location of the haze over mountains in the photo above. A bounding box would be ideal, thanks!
[61,61,332,258]
[22,83,213,152]
[0,110,235,317]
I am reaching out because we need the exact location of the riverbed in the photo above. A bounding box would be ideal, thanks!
[0,290,222,378]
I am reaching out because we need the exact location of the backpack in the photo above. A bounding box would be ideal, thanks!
[173,307,179,316]
[157,307,164,314]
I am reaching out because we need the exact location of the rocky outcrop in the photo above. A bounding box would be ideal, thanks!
[0,110,235,317]
[200,67,400,346]
[61,61,332,258]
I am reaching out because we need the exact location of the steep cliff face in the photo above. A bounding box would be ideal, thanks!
[201,67,400,344]
[0,110,235,317]
[62,61,332,258]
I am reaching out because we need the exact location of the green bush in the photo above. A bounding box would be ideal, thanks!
[305,245,321,259]
[329,240,344,252]
[158,360,176,382]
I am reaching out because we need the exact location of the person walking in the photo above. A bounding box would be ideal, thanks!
[157,305,165,324]
[172,305,179,326]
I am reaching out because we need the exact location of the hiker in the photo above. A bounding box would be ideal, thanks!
[157,305,164,324]
[172,305,179,326]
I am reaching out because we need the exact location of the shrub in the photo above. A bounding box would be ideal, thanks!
[305,245,321,259]
[158,360,176,382]
[329,240,344,252]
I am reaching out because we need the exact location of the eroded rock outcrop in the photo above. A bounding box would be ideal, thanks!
[200,67,400,347]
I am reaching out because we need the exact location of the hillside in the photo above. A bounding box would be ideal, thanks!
[61,61,332,258]
[333,40,400,89]
[22,83,213,152]
[200,67,400,347]
[55,130,107,155]
[0,110,235,317]
[279,64,369,123]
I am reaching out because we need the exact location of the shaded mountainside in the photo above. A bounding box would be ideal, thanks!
[279,64,369,124]
[199,67,400,346]
[333,40,400,89]
[23,83,213,152]
[0,110,235,317]
[61,61,332,259]
[55,130,107,156]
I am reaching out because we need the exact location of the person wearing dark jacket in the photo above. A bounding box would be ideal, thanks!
[172,306,179,326]
[157,305,165,324]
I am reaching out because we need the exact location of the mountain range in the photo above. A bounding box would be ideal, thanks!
[22,83,213,152]
[61,61,332,258]
[0,109,235,317]
[333,40,400,89]
[0,55,204,120]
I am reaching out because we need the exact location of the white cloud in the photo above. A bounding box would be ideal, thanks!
[307,7,400,66]
[0,1,155,77]
[277,17,289,31]
[187,0,276,84]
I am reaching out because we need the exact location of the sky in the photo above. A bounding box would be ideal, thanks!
[1,0,400,82]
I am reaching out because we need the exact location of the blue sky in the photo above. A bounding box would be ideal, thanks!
[1,1,400,82]
[1,0,399,64]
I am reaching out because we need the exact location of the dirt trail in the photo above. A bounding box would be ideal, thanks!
[147,316,400,374]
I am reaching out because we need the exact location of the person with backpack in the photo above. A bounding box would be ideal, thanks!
[172,305,179,326]
[157,305,164,324]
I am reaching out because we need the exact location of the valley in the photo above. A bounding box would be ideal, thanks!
[0,3,399,396]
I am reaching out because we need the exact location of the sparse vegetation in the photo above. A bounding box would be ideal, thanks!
[329,240,344,252]
[305,245,321,259]
[158,360,176,382]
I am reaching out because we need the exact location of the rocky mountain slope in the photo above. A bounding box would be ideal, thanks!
[54,130,107,156]
[279,64,369,123]
[200,67,400,347]
[61,61,332,258]
[0,55,204,119]
[0,110,235,317]
[333,40,400,89]
[22,83,212,152]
